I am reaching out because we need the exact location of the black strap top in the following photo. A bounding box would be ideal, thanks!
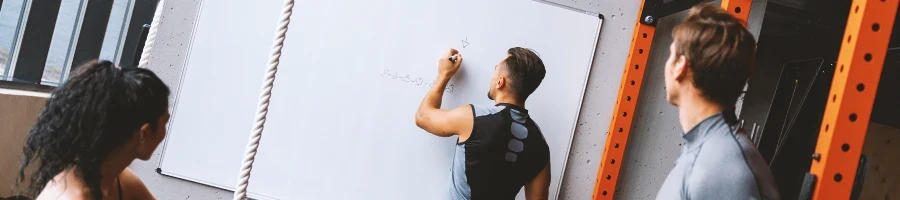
[117,176,123,200]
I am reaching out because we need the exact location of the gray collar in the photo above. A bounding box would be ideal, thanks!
[682,112,728,150]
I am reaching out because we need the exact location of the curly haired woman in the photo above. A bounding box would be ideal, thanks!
[16,60,170,200]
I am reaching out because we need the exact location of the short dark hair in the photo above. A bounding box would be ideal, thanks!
[672,4,757,107]
[504,47,546,100]
[17,61,170,199]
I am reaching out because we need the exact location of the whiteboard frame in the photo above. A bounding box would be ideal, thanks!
[156,1,605,199]
[529,2,606,198]
[552,13,604,200]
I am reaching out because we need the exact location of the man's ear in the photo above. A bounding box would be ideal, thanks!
[673,55,689,82]
[497,76,506,89]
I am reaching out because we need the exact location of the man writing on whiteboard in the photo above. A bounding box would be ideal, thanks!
[415,47,551,200]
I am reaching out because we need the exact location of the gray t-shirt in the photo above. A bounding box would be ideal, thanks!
[656,113,780,200]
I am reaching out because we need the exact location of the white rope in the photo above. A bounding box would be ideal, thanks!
[233,0,294,199]
[137,0,165,69]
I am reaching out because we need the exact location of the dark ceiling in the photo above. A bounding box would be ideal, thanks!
[764,0,900,48]
[762,0,900,128]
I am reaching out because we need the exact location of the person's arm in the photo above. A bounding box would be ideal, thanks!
[120,167,156,200]
[524,164,551,200]
[415,49,472,138]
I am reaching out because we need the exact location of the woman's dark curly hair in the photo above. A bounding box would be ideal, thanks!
[15,60,170,199]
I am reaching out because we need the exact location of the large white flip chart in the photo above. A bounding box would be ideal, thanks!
[159,0,602,199]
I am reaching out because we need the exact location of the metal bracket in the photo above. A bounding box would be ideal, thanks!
[130,24,151,67]
[640,0,713,26]
[850,155,869,200]
[801,154,870,200]
[799,173,817,200]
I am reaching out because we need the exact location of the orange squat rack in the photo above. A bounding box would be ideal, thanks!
[808,0,898,199]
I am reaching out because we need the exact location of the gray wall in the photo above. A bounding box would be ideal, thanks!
[133,0,765,199]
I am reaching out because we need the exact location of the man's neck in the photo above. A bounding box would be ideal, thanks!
[677,94,724,133]
[493,94,524,108]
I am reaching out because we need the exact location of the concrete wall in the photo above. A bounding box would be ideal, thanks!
[132,0,766,199]
[0,91,48,197]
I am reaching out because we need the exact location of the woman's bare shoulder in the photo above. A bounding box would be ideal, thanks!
[35,172,88,200]
[120,168,156,200]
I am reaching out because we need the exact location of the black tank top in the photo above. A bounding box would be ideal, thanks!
[455,103,550,199]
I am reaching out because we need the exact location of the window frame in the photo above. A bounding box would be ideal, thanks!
[0,0,157,90]
[3,0,33,80]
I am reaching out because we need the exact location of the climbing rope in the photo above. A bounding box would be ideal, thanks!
[233,0,295,199]
[137,0,165,69]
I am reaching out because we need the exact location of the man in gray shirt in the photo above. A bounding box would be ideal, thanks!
[656,4,779,200]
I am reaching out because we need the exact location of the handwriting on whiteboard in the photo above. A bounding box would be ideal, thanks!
[461,37,469,48]
[380,69,455,93]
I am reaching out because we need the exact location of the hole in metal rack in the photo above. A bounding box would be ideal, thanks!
[850,113,858,122]
[623,112,628,117]
[865,53,873,62]
[873,23,881,32]
[639,49,644,54]
[614,143,619,148]
[832,94,837,102]
[630,80,635,85]
[606,175,611,180]
[848,35,852,43]
[627,96,632,101]
[642,33,647,38]
[842,143,850,152]
[735,7,742,13]
[635,64,639,70]
[618,127,623,132]
[611,159,616,164]
[857,83,865,92]
[834,173,843,182]
[825,124,829,132]
[602,191,608,196]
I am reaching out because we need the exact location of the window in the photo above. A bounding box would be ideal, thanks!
[0,0,29,80]
[0,0,157,88]
[100,0,134,62]
[42,0,87,85]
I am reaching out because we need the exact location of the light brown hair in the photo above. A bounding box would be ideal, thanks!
[672,4,757,107]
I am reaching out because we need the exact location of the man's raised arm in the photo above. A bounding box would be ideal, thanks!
[415,48,472,137]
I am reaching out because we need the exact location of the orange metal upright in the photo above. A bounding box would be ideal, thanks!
[591,0,656,198]
[809,0,898,199]
[721,0,753,27]
[592,1,751,199]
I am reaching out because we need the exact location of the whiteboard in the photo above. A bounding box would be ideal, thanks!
[159,0,602,199]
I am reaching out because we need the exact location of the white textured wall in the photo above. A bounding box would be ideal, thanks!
[133,1,765,199]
